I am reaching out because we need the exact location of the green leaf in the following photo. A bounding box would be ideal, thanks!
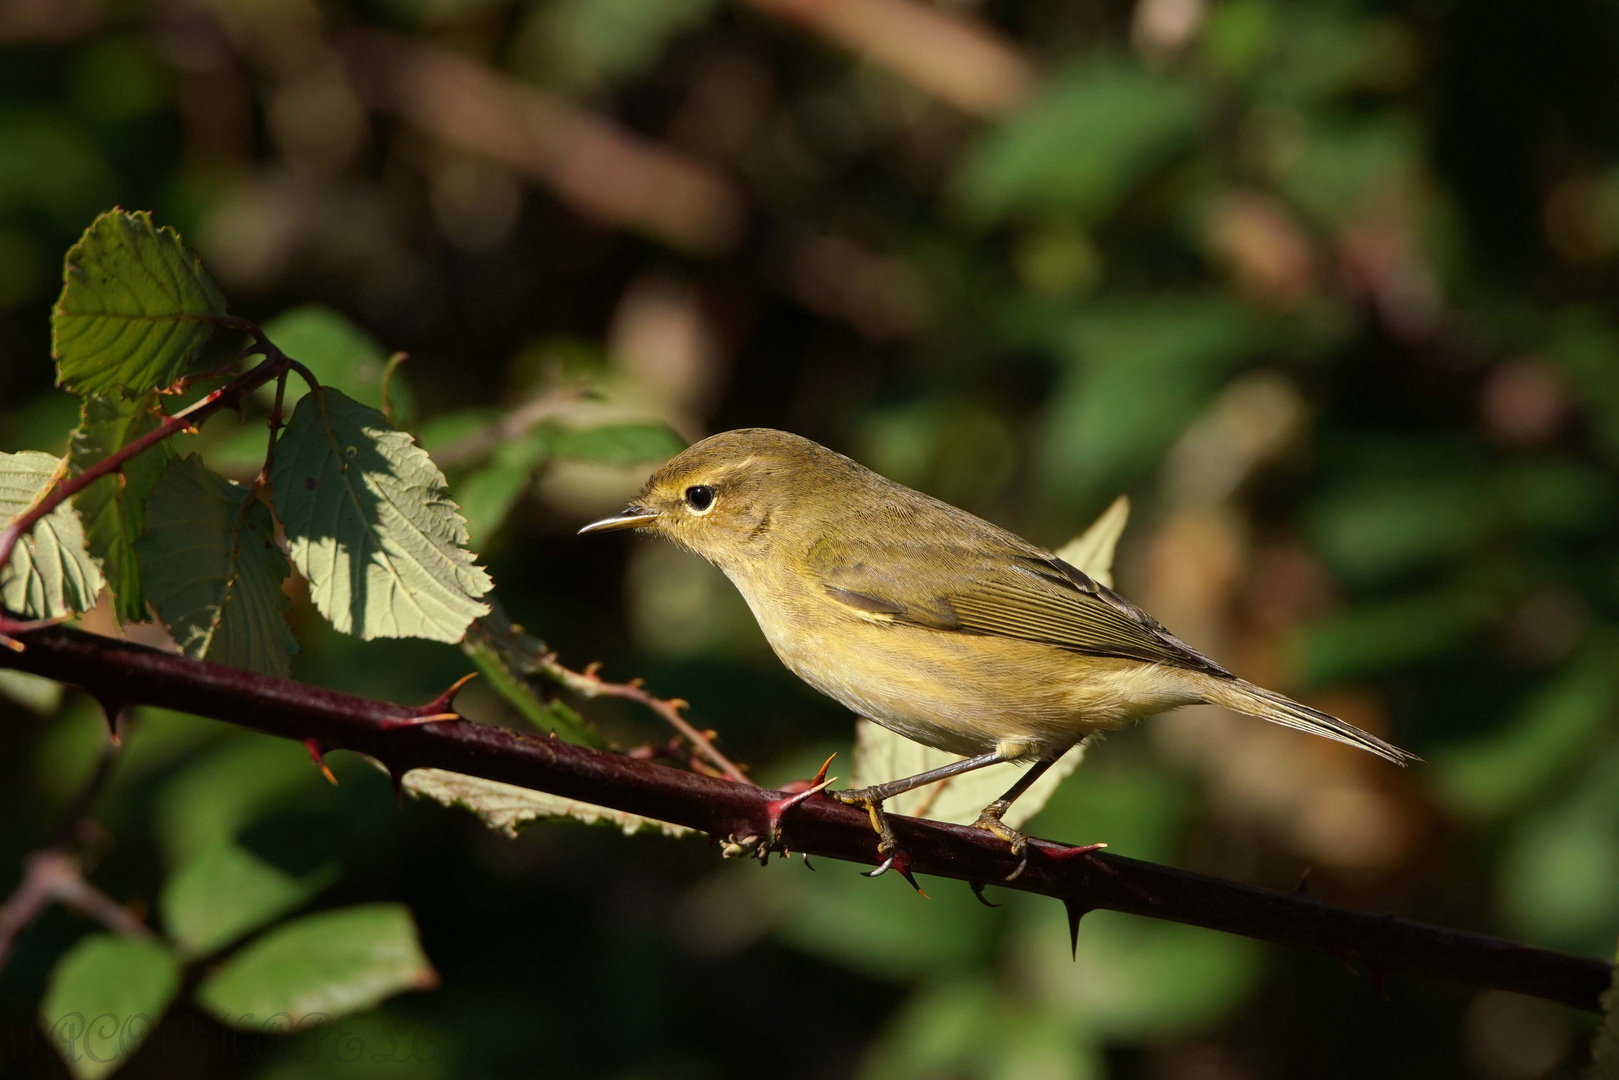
[70,393,172,622]
[1,450,104,618]
[162,841,335,960]
[858,984,1104,1080]
[270,387,492,643]
[39,934,181,1080]
[454,432,551,548]
[462,603,603,746]
[1591,943,1619,1079]
[137,456,295,676]
[849,497,1126,828]
[403,768,691,838]
[854,981,1010,1080]
[1017,908,1257,1039]
[766,847,995,979]
[52,210,228,397]
[414,407,500,457]
[1498,746,1619,954]
[1435,648,1619,820]
[529,0,721,88]
[196,904,438,1027]
[546,421,687,466]
[1290,584,1499,685]
[260,305,413,424]
[152,735,331,866]
[1040,298,1263,502]
[0,668,63,715]
[957,59,1200,224]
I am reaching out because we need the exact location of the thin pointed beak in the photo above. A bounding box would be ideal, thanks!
[577,507,660,535]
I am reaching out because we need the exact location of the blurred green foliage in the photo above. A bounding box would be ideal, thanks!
[5,0,1619,1075]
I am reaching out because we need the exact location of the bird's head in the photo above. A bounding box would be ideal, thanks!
[577,428,851,570]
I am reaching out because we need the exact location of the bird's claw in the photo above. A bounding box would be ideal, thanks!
[830,786,926,895]
[971,808,1032,881]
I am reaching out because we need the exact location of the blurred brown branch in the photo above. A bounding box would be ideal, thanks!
[2,623,1611,1013]
[345,32,747,255]
[744,0,1034,115]
[0,736,149,974]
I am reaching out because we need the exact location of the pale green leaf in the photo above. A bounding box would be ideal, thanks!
[196,904,438,1027]
[162,841,335,959]
[851,723,1087,829]
[547,422,686,466]
[39,934,181,1080]
[403,767,690,838]
[1,449,104,618]
[260,305,413,423]
[70,393,171,622]
[270,387,492,642]
[52,210,228,397]
[0,668,63,715]
[1053,494,1130,588]
[137,457,295,677]
[849,497,1129,827]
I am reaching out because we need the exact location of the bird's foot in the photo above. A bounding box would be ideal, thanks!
[971,800,1032,881]
[831,786,926,894]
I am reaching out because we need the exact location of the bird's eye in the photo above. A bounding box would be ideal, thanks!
[684,484,715,513]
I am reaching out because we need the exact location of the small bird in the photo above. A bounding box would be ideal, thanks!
[580,429,1415,868]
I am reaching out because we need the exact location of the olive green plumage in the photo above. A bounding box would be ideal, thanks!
[581,428,1414,857]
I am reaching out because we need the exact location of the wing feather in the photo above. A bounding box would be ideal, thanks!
[817,537,1228,676]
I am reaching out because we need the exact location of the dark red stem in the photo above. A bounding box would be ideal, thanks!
[0,623,1609,1012]
[0,326,298,584]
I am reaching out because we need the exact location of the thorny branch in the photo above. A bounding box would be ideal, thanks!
[545,658,752,783]
[0,623,1611,1013]
[0,320,315,648]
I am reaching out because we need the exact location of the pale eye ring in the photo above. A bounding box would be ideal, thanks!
[684,484,716,514]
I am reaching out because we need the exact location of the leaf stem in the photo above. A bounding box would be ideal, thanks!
[544,657,752,783]
[0,323,300,642]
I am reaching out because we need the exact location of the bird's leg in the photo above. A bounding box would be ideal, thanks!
[833,750,1007,875]
[971,756,1059,881]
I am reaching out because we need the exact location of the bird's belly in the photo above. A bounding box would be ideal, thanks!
[757,611,1202,760]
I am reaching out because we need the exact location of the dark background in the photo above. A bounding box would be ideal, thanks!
[3,0,1619,1075]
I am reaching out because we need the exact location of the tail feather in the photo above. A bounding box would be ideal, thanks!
[1200,678,1419,766]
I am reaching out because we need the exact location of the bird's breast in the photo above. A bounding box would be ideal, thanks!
[725,566,1200,759]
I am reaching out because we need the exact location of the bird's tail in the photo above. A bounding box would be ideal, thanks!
[1197,676,1419,766]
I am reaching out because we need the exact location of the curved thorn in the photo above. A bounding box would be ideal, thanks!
[970,881,1000,908]
[422,672,478,715]
[304,738,338,785]
[899,868,929,898]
